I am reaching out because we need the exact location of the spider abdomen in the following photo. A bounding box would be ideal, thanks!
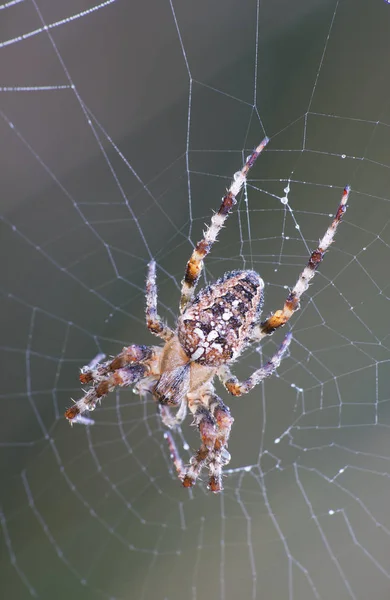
[178,270,264,366]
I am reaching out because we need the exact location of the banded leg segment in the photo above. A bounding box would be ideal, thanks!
[146,260,174,341]
[206,395,234,492]
[218,332,292,396]
[65,344,157,421]
[182,406,216,489]
[65,362,149,421]
[79,345,153,385]
[182,395,234,492]
[256,186,351,339]
[164,431,186,481]
[180,137,269,313]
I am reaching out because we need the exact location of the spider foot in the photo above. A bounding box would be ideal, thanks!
[208,474,222,493]
[182,474,196,488]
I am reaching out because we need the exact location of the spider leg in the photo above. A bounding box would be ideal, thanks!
[159,399,188,429]
[253,186,350,340]
[182,394,234,492]
[164,430,186,481]
[146,260,174,341]
[79,344,153,385]
[181,405,216,488]
[205,395,234,492]
[65,345,157,421]
[180,137,269,313]
[218,332,292,396]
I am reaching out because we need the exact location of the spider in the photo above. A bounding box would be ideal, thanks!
[65,137,350,492]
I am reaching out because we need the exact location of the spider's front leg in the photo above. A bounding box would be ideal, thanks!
[218,332,292,396]
[254,186,351,340]
[180,137,269,313]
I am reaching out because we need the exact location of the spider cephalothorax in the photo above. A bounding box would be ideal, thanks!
[65,137,350,492]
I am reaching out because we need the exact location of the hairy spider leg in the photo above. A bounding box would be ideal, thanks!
[253,185,351,340]
[205,395,234,492]
[159,399,188,429]
[164,431,186,481]
[182,394,234,491]
[65,345,155,421]
[79,345,153,385]
[146,260,174,340]
[218,331,292,396]
[180,137,269,313]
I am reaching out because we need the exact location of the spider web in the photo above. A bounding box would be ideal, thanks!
[2,0,390,598]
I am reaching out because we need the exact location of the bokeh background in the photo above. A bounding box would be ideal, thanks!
[2,0,390,598]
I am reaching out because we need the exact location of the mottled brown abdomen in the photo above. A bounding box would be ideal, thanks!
[178,270,264,366]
